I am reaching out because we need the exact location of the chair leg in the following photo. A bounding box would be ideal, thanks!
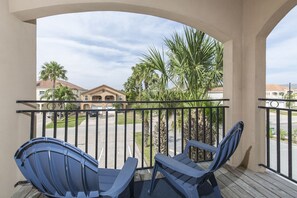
[209,174,222,198]
[129,177,135,198]
[185,187,199,198]
[148,164,158,195]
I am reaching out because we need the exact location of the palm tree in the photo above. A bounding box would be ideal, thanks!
[124,27,223,156]
[39,61,68,102]
[165,27,223,100]
[124,63,159,147]
[42,84,77,118]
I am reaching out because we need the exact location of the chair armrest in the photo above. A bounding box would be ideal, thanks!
[155,153,205,178]
[100,157,138,197]
[184,140,217,154]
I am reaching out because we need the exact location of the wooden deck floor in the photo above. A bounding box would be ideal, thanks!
[13,163,297,198]
[134,162,297,198]
[202,163,297,198]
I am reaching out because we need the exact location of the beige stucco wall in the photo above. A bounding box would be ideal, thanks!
[239,0,297,170]
[80,86,126,109]
[9,0,244,42]
[0,0,36,196]
[1,0,296,195]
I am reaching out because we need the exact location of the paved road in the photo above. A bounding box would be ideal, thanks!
[268,139,297,180]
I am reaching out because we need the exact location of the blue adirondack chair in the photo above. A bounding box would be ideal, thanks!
[149,121,244,198]
[14,137,138,198]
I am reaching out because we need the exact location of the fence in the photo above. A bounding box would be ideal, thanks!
[17,99,229,170]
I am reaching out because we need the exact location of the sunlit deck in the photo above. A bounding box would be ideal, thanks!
[13,162,297,198]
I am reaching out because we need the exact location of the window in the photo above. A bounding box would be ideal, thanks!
[92,96,102,101]
[105,95,114,101]
[39,91,45,95]
[85,96,88,101]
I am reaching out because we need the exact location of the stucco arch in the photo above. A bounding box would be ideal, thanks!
[9,0,245,42]
[258,1,297,38]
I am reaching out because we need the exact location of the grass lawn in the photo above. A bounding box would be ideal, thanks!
[46,115,86,129]
[135,132,155,166]
[117,112,142,125]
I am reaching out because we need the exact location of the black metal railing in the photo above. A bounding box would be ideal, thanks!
[17,99,229,170]
[258,98,297,183]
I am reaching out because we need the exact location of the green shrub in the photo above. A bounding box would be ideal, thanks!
[280,129,287,141]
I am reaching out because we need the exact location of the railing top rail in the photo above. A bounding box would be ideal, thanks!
[258,106,297,111]
[16,105,229,113]
[16,99,229,104]
[258,98,297,102]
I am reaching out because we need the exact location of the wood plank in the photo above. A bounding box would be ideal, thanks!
[214,172,241,198]
[254,171,297,197]
[223,165,278,198]
[215,168,254,198]
[199,163,239,198]
[200,163,241,198]
[219,166,266,198]
[257,171,297,193]
[236,167,294,198]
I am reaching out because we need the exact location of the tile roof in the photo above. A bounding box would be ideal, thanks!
[36,80,86,91]
[266,84,287,91]
[209,84,287,92]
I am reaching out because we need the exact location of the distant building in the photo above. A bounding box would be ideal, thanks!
[36,79,86,110]
[265,84,286,98]
[80,84,126,111]
[208,87,224,99]
[208,84,292,108]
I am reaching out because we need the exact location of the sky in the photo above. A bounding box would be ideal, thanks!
[37,12,184,90]
[37,7,297,90]
[266,6,297,85]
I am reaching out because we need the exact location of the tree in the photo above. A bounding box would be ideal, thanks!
[165,27,223,100]
[42,84,78,117]
[39,61,68,102]
[124,63,159,147]
[284,91,297,109]
[124,27,223,156]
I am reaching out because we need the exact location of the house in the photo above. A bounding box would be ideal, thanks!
[265,84,287,98]
[80,84,126,110]
[36,79,86,109]
[208,87,224,99]
[208,84,292,108]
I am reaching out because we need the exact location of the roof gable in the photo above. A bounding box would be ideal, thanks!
[36,80,86,91]
[82,84,125,96]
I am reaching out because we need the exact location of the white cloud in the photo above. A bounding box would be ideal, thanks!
[37,11,184,90]
[266,6,297,84]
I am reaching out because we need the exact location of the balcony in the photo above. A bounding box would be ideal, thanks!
[14,99,297,197]
[13,162,297,197]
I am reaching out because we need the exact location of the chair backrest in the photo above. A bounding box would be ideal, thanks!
[14,137,99,197]
[209,121,244,172]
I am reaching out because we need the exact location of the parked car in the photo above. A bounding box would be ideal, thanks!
[89,106,102,117]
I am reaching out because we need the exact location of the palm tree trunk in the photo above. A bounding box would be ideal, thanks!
[144,117,149,147]
[153,119,167,154]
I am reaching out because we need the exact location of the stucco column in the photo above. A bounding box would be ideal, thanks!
[223,39,245,167]
[223,34,266,172]
[240,35,266,172]
[0,0,36,196]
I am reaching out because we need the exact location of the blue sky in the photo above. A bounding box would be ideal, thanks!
[37,7,297,90]
[37,12,184,90]
[266,6,297,85]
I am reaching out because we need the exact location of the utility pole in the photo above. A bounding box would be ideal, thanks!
[288,82,293,109]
